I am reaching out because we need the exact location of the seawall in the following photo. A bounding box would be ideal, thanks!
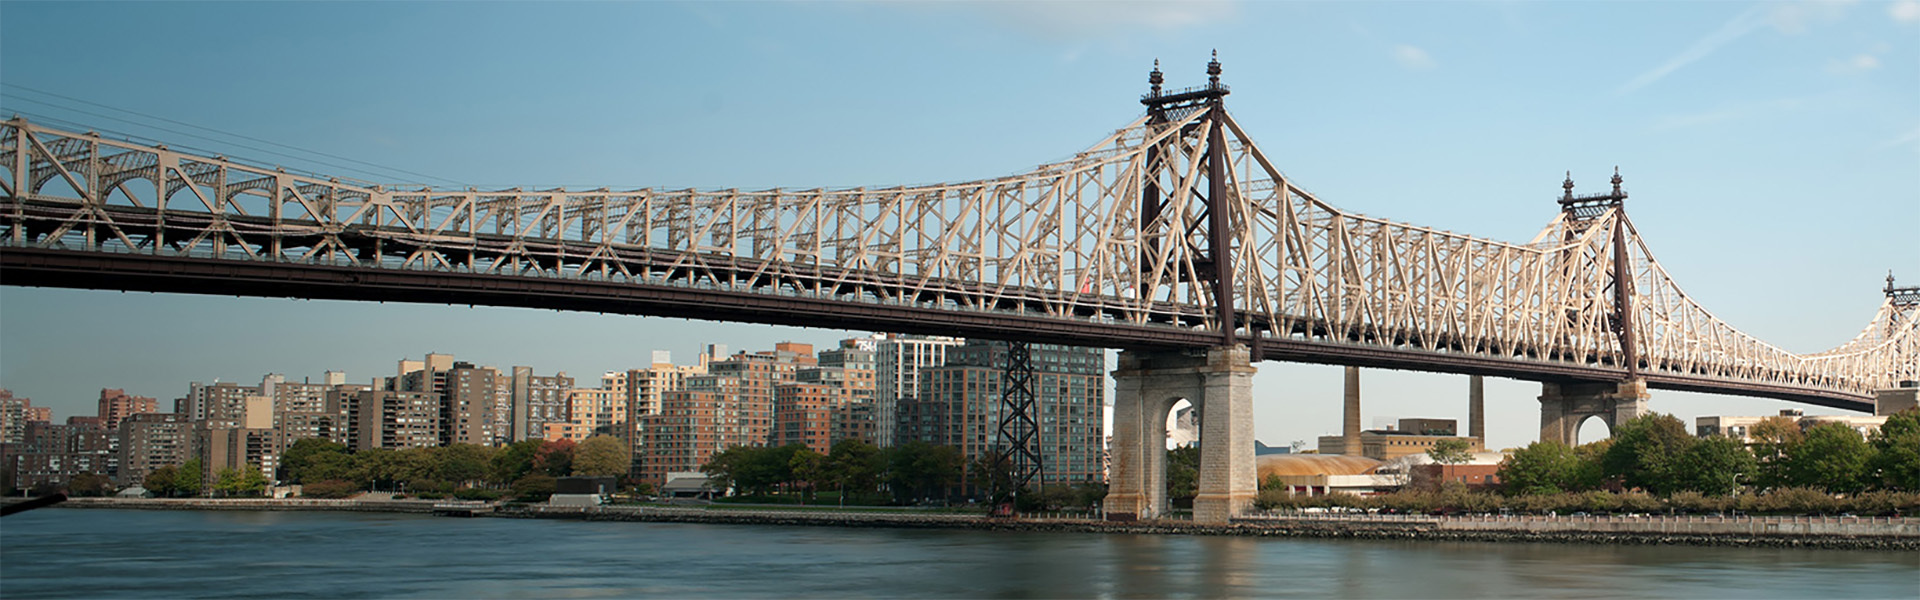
[32,498,1919,550]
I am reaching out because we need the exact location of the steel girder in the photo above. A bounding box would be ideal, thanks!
[1,116,1911,406]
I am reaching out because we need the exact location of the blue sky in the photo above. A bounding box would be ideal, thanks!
[2,1,1915,451]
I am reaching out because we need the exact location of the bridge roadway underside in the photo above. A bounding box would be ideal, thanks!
[0,248,1873,413]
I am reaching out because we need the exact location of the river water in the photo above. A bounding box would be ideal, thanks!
[2,509,1915,599]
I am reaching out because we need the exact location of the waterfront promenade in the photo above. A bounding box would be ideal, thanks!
[30,497,1919,550]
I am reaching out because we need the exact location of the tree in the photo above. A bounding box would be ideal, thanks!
[300,450,357,485]
[213,466,271,497]
[352,448,399,490]
[1498,440,1584,495]
[67,473,113,497]
[1166,445,1201,505]
[1781,422,1872,494]
[1427,438,1474,466]
[144,465,180,497]
[788,447,826,502]
[511,473,556,502]
[1750,415,1805,489]
[490,439,545,485]
[1869,408,1920,491]
[534,439,577,477]
[437,443,497,485]
[826,438,883,502]
[968,448,1015,503]
[885,441,961,503]
[174,458,206,498]
[214,467,246,497]
[279,438,348,483]
[1675,435,1757,496]
[701,445,754,496]
[1602,414,1695,496]
[573,435,632,477]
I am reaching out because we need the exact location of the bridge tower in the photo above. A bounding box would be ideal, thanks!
[1106,54,1258,524]
[1538,170,1649,445]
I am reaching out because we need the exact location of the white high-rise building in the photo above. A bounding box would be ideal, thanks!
[873,334,963,447]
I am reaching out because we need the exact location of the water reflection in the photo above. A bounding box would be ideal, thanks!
[2,510,1914,599]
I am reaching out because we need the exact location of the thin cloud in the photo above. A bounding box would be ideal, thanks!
[1616,5,1771,96]
[1826,53,1881,74]
[1878,126,1920,149]
[964,0,1239,39]
[1393,45,1436,70]
[1891,0,1920,23]
[1649,95,1821,132]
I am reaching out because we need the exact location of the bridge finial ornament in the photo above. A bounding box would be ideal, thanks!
[1207,50,1222,87]
[1611,167,1623,195]
[1149,59,1163,97]
[1562,171,1575,200]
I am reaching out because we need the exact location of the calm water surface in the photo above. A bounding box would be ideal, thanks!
[2,509,1915,599]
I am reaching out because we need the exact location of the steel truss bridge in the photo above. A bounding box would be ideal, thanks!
[2,70,1913,412]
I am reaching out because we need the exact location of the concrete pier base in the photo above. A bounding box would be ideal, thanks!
[1539,379,1648,446]
[1104,346,1256,524]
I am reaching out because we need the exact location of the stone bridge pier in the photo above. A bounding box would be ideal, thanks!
[1105,345,1256,524]
[1538,379,1648,446]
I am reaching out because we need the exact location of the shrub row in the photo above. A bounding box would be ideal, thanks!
[1254,486,1920,516]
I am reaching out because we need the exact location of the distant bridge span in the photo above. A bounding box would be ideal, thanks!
[2,81,1912,413]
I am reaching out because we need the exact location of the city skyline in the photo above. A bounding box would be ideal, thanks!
[2,1,1916,452]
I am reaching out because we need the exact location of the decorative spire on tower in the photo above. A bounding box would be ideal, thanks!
[1207,50,1222,88]
[1149,59,1163,97]
[1611,166,1623,195]
[1562,171,1575,200]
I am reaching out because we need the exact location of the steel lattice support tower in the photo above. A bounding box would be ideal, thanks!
[994,340,1041,505]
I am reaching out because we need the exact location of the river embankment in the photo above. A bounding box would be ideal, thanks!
[27,497,1919,550]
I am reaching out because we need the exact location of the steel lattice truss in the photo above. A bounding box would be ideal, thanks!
[2,113,1912,402]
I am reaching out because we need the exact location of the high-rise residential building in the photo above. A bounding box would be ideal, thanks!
[775,338,879,453]
[774,378,835,452]
[352,390,440,450]
[274,375,359,447]
[565,386,625,437]
[637,343,812,484]
[2,389,52,444]
[622,351,707,473]
[907,340,1107,488]
[201,426,278,485]
[874,334,964,447]
[96,388,159,430]
[118,412,192,486]
[511,368,574,442]
[444,362,504,446]
[183,381,262,429]
[5,420,117,491]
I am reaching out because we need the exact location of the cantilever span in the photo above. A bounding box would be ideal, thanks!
[1,94,1911,411]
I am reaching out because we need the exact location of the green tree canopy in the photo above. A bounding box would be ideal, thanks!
[1498,440,1585,495]
[1166,445,1201,502]
[1602,414,1695,496]
[886,441,962,503]
[572,435,632,477]
[1781,421,1872,494]
[143,465,180,497]
[1675,435,1757,496]
[827,438,883,499]
[1427,438,1474,465]
[67,472,113,497]
[174,458,205,498]
[1869,408,1920,492]
[1750,415,1805,488]
[437,443,497,484]
[490,439,545,485]
[279,438,349,483]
